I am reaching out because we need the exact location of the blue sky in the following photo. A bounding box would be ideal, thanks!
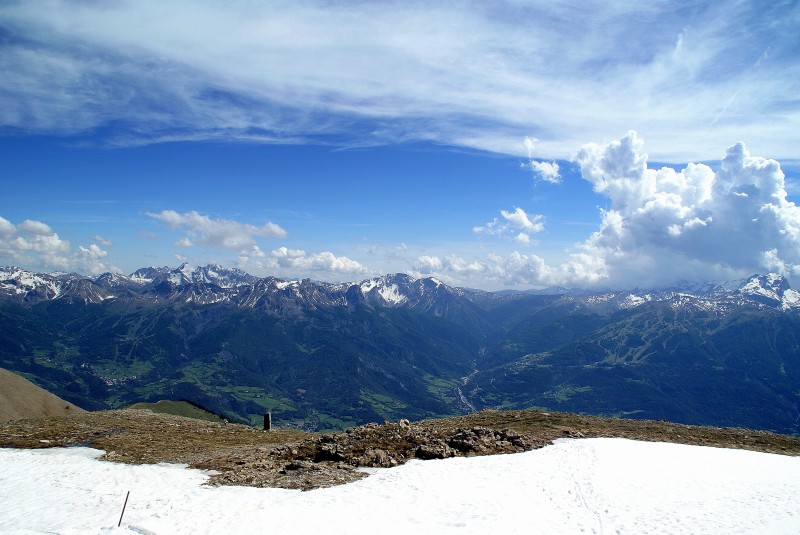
[1,1,799,289]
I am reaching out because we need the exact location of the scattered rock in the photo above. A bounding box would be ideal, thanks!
[361,448,397,467]
[314,443,346,463]
[415,441,453,460]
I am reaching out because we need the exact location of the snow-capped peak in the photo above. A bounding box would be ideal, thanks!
[735,273,800,310]
[357,274,411,305]
[0,266,61,298]
[130,266,172,283]
[738,273,788,300]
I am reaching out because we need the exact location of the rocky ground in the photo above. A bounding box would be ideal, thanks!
[2,408,800,490]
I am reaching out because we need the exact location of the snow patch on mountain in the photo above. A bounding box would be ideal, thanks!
[0,266,61,297]
[274,280,297,290]
[781,289,800,309]
[378,284,407,305]
[360,279,378,293]
[619,293,651,309]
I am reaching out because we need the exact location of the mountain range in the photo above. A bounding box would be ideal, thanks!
[2,264,799,433]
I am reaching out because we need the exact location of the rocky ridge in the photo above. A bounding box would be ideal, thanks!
[3,263,800,314]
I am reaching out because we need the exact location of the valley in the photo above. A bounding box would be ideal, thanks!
[2,265,799,434]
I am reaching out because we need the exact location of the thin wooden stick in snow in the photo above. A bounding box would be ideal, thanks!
[118,491,130,527]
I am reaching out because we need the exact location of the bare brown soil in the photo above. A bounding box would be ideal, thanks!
[0,368,85,422]
[2,408,799,490]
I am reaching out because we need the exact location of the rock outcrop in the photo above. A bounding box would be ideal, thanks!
[206,420,548,490]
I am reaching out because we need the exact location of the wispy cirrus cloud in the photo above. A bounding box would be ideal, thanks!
[0,1,797,161]
[92,235,112,248]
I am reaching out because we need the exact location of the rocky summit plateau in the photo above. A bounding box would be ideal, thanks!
[2,264,800,434]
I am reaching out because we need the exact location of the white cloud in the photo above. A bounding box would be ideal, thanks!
[473,219,502,236]
[409,252,543,289]
[413,255,443,275]
[146,210,286,250]
[0,216,71,270]
[418,132,800,289]
[0,2,797,161]
[568,131,800,285]
[528,160,561,184]
[411,254,501,283]
[237,245,369,280]
[515,233,531,244]
[92,235,113,247]
[270,247,367,274]
[501,208,544,233]
[75,243,119,276]
[474,207,543,245]
[0,216,120,274]
[523,137,560,183]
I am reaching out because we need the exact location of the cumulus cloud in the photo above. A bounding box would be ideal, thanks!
[146,210,286,250]
[0,216,71,269]
[270,247,367,274]
[174,237,193,248]
[0,216,119,274]
[419,132,800,289]
[523,137,561,183]
[569,131,800,285]
[237,245,369,280]
[413,255,443,274]
[528,160,561,184]
[502,208,544,234]
[74,243,119,276]
[474,207,543,245]
[411,251,578,289]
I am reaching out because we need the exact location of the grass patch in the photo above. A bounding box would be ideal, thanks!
[543,385,593,402]
[128,400,225,423]
[93,360,154,381]
[360,389,409,420]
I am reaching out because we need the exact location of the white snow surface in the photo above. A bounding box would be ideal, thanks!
[378,283,407,305]
[619,293,650,308]
[0,267,60,296]
[272,280,297,290]
[1,438,799,534]
[359,279,378,293]
[782,288,800,309]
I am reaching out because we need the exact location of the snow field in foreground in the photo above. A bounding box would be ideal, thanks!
[1,437,799,534]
